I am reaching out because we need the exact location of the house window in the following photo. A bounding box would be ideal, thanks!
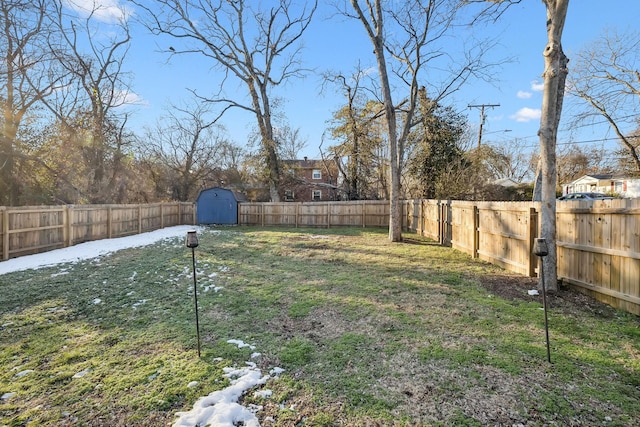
[312,190,321,201]
[312,169,322,180]
[284,190,294,201]
[615,182,623,193]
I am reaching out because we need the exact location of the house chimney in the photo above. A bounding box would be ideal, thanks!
[304,156,308,162]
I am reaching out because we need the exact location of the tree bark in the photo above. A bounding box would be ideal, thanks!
[538,0,570,292]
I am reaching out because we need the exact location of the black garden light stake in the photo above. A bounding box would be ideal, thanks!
[533,237,552,363]
[185,230,201,357]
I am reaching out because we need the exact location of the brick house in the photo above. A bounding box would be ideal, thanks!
[280,157,340,202]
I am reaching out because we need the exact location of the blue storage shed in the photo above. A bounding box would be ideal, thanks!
[196,187,243,225]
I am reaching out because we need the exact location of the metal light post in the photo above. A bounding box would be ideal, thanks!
[533,237,552,363]
[185,230,201,357]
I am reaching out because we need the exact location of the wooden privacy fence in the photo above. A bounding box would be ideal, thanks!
[403,200,539,276]
[403,198,640,316]
[0,203,196,260]
[2,199,638,316]
[554,199,640,316]
[239,201,390,228]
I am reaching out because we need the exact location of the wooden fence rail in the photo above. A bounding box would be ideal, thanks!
[0,202,196,261]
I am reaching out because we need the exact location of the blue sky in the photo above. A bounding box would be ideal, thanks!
[70,1,640,161]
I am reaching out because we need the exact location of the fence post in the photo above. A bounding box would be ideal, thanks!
[62,205,67,248]
[160,203,164,228]
[437,200,442,244]
[107,206,112,239]
[527,206,538,277]
[138,205,142,234]
[192,203,196,225]
[327,202,331,229]
[473,205,480,259]
[261,203,265,227]
[2,208,8,261]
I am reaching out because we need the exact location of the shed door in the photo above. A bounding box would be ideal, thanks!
[197,190,237,225]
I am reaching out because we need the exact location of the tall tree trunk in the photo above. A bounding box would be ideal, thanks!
[538,0,570,292]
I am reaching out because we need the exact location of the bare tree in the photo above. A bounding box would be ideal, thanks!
[568,29,640,172]
[274,124,307,161]
[44,0,134,203]
[535,0,569,292]
[135,0,317,202]
[0,0,67,205]
[557,144,611,186]
[138,101,227,201]
[325,65,388,200]
[346,0,505,241]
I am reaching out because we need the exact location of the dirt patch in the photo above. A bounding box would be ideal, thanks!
[476,272,622,318]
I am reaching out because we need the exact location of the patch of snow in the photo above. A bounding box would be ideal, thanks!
[227,339,256,350]
[172,364,269,427]
[92,298,102,305]
[527,289,539,296]
[187,381,199,388]
[73,368,91,379]
[1,392,17,400]
[132,299,148,309]
[15,370,34,378]
[51,271,69,278]
[0,226,205,276]
[270,367,285,377]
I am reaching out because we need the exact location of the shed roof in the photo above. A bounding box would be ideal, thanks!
[196,187,247,202]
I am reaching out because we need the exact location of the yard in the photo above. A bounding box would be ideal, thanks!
[1,226,639,426]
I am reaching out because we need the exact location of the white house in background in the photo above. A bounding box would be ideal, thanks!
[561,174,640,198]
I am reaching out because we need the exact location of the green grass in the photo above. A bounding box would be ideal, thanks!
[1,226,639,426]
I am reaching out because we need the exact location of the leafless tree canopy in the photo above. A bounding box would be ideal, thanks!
[134,0,318,202]
[345,0,512,241]
[568,29,640,172]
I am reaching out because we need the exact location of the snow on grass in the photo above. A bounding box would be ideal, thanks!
[0,225,284,425]
[0,225,205,275]
[172,358,274,427]
[171,339,284,426]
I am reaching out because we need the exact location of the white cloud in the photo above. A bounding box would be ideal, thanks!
[517,90,532,99]
[112,89,147,108]
[63,0,133,23]
[354,67,378,82]
[530,80,544,92]
[510,107,541,123]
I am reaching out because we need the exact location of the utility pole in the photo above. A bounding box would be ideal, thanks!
[468,103,500,148]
